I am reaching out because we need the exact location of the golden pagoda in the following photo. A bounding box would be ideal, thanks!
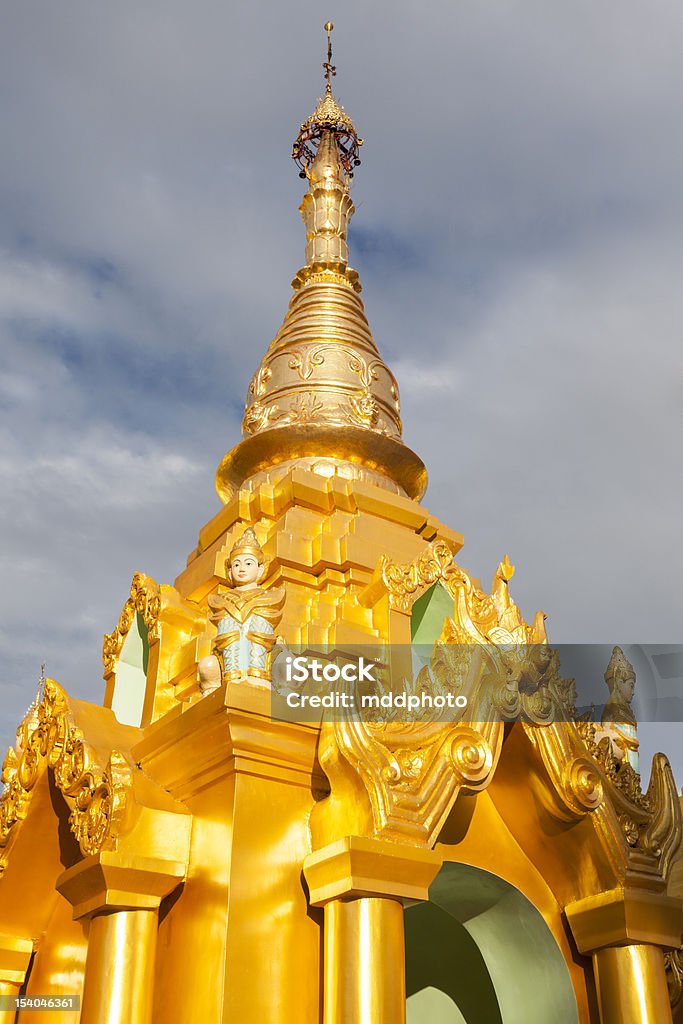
[1,24,682,1024]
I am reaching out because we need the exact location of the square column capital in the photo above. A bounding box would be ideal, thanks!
[56,852,186,920]
[0,934,33,985]
[304,836,442,906]
[565,888,683,954]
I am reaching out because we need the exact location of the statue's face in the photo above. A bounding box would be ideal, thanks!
[616,672,635,703]
[229,555,263,588]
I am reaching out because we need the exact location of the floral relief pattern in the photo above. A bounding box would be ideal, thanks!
[241,342,403,440]
[242,401,282,435]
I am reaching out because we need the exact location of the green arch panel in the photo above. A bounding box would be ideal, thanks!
[406,862,578,1024]
[410,581,454,646]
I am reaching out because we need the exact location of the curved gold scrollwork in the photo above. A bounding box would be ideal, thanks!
[562,757,604,816]
[448,728,493,786]
[316,711,501,848]
[576,720,682,874]
[0,680,132,866]
[380,539,455,614]
[313,541,555,849]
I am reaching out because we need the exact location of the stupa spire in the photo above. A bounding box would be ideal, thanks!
[215,24,427,503]
[292,23,362,274]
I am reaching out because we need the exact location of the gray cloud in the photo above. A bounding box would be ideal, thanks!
[1,1,681,785]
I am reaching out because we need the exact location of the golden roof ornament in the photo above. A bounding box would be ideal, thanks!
[215,24,427,503]
[292,23,363,180]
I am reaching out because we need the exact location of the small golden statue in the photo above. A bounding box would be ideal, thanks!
[595,645,640,772]
[198,528,285,695]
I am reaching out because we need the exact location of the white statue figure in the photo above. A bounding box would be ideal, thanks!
[595,645,640,773]
[198,528,285,695]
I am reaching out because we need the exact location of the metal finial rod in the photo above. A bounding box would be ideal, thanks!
[323,21,336,91]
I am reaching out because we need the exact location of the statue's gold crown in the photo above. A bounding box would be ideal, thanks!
[228,528,265,565]
[604,645,635,693]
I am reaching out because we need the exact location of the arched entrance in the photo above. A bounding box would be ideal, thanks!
[405,862,579,1024]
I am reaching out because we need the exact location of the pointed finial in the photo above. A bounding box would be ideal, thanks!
[323,22,336,93]
[292,23,363,180]
[21,663,45,724]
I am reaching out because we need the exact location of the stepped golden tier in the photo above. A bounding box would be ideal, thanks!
[1,24,682,1024]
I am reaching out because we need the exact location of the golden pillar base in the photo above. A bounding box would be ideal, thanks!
[565,888,683,1024]
[305,836,442,1024]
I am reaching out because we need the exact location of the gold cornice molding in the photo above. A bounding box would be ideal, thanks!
[351,540,682,898]
[216,423,427,505]
[362,542,548,649]
[313,717,502,850]
[361,537,460,614]
[192,466,460,569]
[132,680,326,802]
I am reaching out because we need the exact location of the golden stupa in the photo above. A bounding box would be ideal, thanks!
[0,24,682,1024]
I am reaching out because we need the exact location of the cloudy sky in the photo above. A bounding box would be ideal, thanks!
[1,4,681,782]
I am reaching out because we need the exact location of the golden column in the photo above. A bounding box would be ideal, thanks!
[56,852,185,1024]
[566,888,683,1024]
[0,934,32,1024]
[304,837,441,1024]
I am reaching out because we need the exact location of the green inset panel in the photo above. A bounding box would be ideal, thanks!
[410,582,454,646]
[111,611,149,727]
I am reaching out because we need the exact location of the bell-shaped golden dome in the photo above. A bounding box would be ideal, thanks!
[216,30,427,503]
